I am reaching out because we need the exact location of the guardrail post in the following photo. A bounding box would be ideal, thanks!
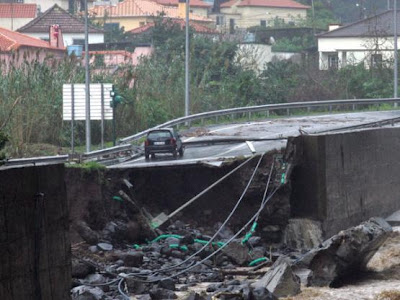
[266,110,270,118]
[286,108,290,116]
[248,111,251,121]
[216,116,218,123]
[352,104,356,111]
[231,114,234,121]
[329,105,332,113]
[307,106,311,113]
[201,118,204,126]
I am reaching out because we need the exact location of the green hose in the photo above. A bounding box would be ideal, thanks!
[242,222,258,245]
[194,239,225,248]
[150,234,183,243]
[249,257,268,267]
[169,244,188,251]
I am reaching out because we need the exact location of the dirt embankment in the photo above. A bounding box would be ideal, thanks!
[66,153,289,245]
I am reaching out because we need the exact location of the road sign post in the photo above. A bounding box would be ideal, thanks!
[63,83,114,151]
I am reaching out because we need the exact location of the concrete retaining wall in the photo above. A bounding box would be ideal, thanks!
[290,127,400,238]
[0,164,70,300]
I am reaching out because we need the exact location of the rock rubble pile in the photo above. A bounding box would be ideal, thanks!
[71,217,392,300]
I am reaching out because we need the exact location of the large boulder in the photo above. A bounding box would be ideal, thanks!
[221,240,249,265]
[251,257,300,299]
[71,259,96,279]
[296,217,392,287]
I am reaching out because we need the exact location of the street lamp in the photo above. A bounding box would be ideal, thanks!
[84,0,91,152]
[185,0,190,117]
[394,0,398,100]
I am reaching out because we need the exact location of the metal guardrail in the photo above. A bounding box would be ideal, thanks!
[1,145,136,167]
[82,144,135,160]
[3,97,399,167]
[1,155,69,167]
[118,97,400,144]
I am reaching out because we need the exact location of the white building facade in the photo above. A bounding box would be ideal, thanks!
[318,11,399,70]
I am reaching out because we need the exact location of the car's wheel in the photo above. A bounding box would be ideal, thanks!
[179,147,184,157]
[145,152,150,160]
[151,153,156,159]
[172,149,177,158]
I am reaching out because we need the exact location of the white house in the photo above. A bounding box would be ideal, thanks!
[0,3,38,31]
[318,10,400,70]
[17,4,104,47]
[13,0,95,13]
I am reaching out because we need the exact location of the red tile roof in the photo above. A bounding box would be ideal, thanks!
[154,0,211,8]
[90,0,210,22]
[129,19,217,33]
[0,3,37,18]
[0,27,64,51]
[221,0,309,9]
[18,5,103,34]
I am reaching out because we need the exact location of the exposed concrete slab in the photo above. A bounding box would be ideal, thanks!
[290,127,400,238]
[386,210,400,226]
[0,164,71,300]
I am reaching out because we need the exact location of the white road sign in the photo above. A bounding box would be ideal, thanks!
[63,83,114,121]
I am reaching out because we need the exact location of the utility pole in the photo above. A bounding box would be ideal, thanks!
[311,0,315,35]
[84,0,91,152]
[395,0,398,101]
[185,0,190,117]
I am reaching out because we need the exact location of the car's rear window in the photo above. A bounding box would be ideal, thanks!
[148,131,172,139]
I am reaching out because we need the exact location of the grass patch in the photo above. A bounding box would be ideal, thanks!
[67,161,106,171]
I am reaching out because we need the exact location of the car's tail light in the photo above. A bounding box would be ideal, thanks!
[145,140,149,146]
[170,138,176,145]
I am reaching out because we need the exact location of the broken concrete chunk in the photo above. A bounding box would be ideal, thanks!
[149,287,177,299]
[158,278,176,291]
[221,240,250,265]
[72,259,96,279]
[126,277,147,294]
[122,251,144,267]
[183,292,208,300]
[71,285,105,300]
[136,295,152,300]
[283,218,323,251]
[251,257,300,298]
[74,221,99,245]
[296,217,392,287]
[83,273,106,285]
[97,242,113,251]
[251,287,278,300]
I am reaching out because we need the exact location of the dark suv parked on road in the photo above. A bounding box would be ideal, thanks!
[144,128,184,159]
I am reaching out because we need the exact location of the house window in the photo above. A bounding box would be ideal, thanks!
[371,54,382,68]
[104,23,120,32]
[260,20,266,27]
[216,15,224,26]
[229,18,235,34]
[328,54,338,69]
[73,39,85,45]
